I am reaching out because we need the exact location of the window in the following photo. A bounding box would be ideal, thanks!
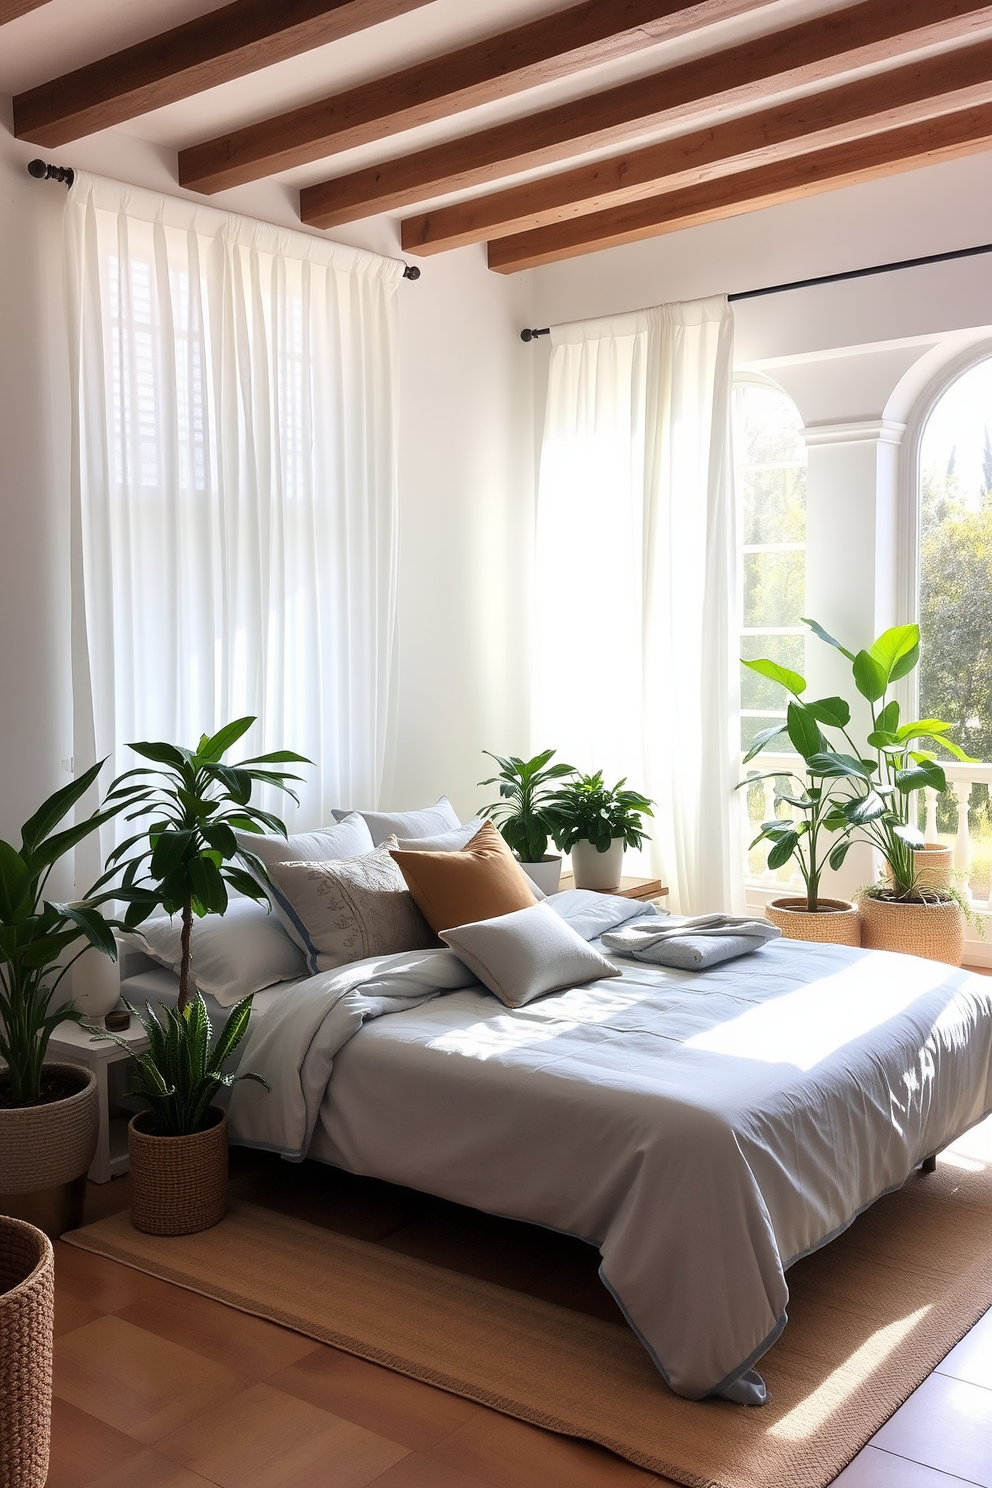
[734,379,808,754]
[917,354,992,899]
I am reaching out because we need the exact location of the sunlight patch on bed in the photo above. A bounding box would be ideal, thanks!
[682,956,957,1071]
[427,985,633,1060]
[769,1305,931,1440]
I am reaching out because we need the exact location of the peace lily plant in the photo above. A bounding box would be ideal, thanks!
[742,620,972,911]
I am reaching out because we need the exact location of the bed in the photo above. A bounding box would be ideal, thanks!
[146,887,992,1407]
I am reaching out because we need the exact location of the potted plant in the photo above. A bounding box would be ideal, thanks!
[802,619,972,964]
[1,1215,54,1488]
[0,762,123,1237]
[479,749,576,895]
[550,771,653,893]
[737,659,861,943]
[94,717,308,1235]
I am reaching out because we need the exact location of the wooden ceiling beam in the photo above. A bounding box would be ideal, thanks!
[486,101,992,271]
[403,37,992,254]
[179,0,779,194]
[0,0,51,22]
[300,0,992,228]
[12,0,434,148]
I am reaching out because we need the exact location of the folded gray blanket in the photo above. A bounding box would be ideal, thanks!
[601,913,781,971]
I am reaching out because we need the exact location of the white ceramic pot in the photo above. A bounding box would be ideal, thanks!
[570,838,625,892]
[518,855,562,896]
[71,943,121,1020]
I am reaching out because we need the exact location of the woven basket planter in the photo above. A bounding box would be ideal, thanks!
[765,897,861,946]
[128,1108,228,1236]
[913,844,954,891]
[0,1064,98,1237]
[858,894,965,965]
[0,1216,54,1488]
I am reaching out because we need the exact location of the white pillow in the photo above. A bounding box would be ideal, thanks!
[119,897,306,1008]
[235,814,375,950]
[394,818,482,852]
[267,841,437,973]
[440,901,621,1009]
[332,797,461,847]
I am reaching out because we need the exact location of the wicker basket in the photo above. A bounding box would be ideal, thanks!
[858,894,965,965]
[913,844,953,891]
[0,1216,54,1488]
[0,1064,98,1196]
[128,1108,228,1236]
[764,897,861,946]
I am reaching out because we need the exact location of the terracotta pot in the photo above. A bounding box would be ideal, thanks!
[128,1108,228,1236]
[0,1216,54,1488]
[858,894,965,965]
[570,838,625,892]
[764,897,861,946]
[0,1064,98,1239]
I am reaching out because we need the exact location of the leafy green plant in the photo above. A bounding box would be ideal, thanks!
[478,749,576,862]
[0,762,123,1105]
[738,666,857,911]
[101,992,265,1137]
[550,772,653,854]
[90,717,309,1136]
[741,621,973,904]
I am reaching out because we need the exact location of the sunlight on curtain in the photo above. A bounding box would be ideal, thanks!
[64,173,402,862]
[534,298,741,914]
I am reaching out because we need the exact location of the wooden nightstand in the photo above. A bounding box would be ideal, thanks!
[47,1018,150,1183]
[559,875,668,902]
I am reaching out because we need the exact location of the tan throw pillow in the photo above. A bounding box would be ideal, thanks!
[389,821,537,934]
[266,842,437,974]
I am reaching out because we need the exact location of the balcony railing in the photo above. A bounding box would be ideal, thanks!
[740,753,992,910]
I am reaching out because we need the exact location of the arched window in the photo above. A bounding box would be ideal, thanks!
[735,378,808,756]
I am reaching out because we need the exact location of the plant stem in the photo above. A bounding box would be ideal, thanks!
[178,898,193,1014]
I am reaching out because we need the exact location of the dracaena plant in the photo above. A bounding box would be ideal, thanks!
[0,761,123,1104]
[478,749,577,862]
[549,772,653,854]
[90,717,310,1136]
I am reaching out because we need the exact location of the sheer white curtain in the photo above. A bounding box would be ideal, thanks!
[534,297,742,914]
[64,172,402,860]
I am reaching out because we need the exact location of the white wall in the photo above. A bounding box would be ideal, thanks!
[0,106,535,847]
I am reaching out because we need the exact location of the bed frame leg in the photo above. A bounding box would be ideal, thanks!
[920,1154,937,1174]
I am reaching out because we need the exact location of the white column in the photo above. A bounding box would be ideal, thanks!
[953,780,973,887]
[924,788,939,846]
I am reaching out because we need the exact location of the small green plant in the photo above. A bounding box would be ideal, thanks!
[0,762,122,1105]
[479,749,576,862]
[550,772,653,855]
[91,717,309,1136]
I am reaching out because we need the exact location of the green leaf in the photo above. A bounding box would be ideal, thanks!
[803,697,851,728]
[876,700,900,735]
[54,902,117,957]
[741,658,806,697]
[150,829,196,881]
[891,821,925,849]
[741,724,789,764]
[806,752,871,779]
[786,702,825,761]
[845,790,887,824]
[853,650,887,702]
[127,741,191,770]
[196,717,255,762]
[766,832,799,870]
[828,840,853,871]
[869,625,920,684]
[895,761,947,794]
[803,618,855,661]
[19,758,106,855]
[0,839,32,922]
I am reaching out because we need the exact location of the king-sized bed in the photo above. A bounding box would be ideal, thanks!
[123,887,992,1407]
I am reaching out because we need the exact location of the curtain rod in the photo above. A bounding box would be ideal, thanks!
[518,239,992,342]
[27,158,423,280]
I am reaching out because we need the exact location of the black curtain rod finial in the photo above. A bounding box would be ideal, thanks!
[520,327,550,342]
[28,158,74,187]
[402,263,421,280]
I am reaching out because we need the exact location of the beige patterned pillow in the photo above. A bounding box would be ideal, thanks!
[266,840,437,973]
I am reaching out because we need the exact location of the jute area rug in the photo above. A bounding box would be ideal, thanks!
[64,1148,992,1488]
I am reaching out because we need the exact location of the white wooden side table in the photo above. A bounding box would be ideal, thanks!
[47,1019,150,1183]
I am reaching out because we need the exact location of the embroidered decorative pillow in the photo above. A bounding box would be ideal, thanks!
[266,841,437,973]
[234,813,376,950]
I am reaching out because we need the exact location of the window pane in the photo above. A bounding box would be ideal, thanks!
[742,715,788,753]
[742,464,806,545]
[919,357,992,764]
[743,550,805,629]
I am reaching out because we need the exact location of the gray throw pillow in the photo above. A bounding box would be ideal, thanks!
[440,901,620,1008]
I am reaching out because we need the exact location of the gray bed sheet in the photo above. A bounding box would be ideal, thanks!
[302,937,992,1403]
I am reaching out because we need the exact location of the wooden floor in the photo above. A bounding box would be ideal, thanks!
[51,1121,992,1488]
